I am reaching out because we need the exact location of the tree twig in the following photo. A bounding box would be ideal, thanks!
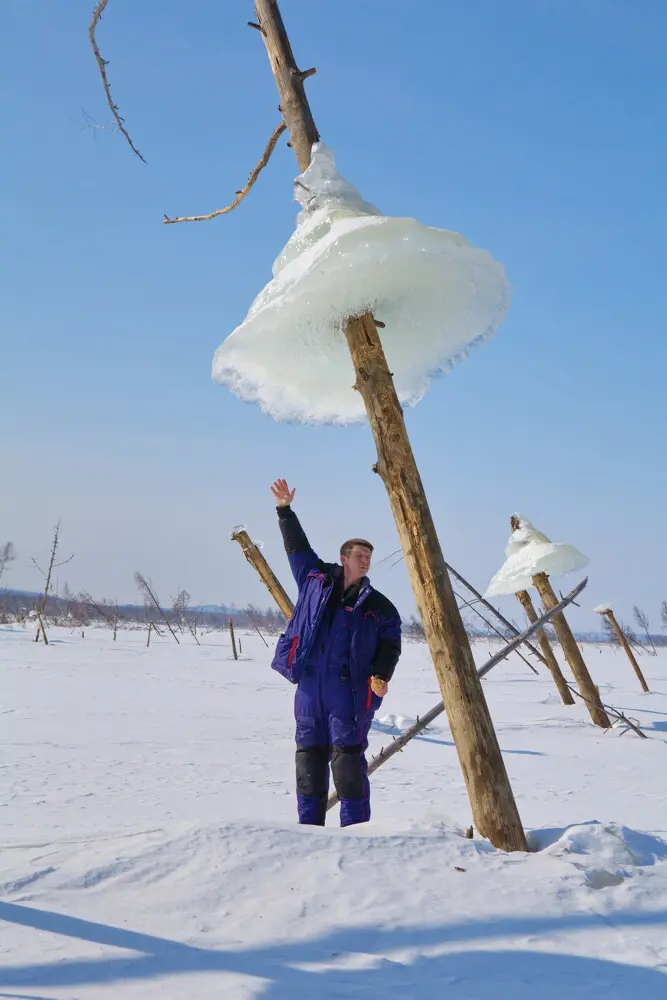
[163,122,287,224]
[89,1,146,163]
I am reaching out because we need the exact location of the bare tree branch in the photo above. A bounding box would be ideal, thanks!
[0,542,15,584]
[134,572,180,643]
[163,122,287,224]
[89,1,146,163]
[633,605,656,655]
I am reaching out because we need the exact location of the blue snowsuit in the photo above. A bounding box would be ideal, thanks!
[271,507,402,826]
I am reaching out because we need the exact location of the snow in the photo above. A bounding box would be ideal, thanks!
[1,623,667,998]
[486,514,590,597]
[595,603,614,614]
[212,144,510,423]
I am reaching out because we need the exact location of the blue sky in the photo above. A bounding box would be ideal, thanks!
[2,0,666,631]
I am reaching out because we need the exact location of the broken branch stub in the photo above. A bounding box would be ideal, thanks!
[231,528,294,622]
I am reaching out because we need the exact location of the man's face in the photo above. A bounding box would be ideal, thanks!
[341,545,372,582]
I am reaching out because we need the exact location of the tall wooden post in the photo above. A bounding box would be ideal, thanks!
[515,590,574,705]
[600,609,649,693]
[229,618,238,660]
[231,528,294,621]
[253,0,527,850]
[531,573,611,728]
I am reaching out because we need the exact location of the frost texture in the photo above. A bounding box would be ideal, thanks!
[212,143,511,424]
[594,603,614,614]
[485,515,589,597]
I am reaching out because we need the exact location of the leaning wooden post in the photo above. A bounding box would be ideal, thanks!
[35,610,49,645]
[515,590,574,705]
[530,569,611,728]
[254,0,527,851]
[597,607,649,693]
[229,618,238,660]
[231,528,294,621]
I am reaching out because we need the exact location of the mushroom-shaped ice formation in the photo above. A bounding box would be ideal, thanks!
[485,515,589,597]
[212,143,511,423]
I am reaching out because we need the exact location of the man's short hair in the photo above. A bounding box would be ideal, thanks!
[340,538,374,559]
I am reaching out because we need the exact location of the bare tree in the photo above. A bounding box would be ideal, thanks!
[633,605,656,655]
[661,601,667,631]
[170,588,201,646]
[171,589,190,632]
[0,541,16,584]
[134,573,180,644]
[31,521,74,644]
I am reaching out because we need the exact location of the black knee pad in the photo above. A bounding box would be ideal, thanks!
[331,745,364,800]
[295,745,329,798]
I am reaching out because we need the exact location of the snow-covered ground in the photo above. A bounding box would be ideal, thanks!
[1,622,667,998]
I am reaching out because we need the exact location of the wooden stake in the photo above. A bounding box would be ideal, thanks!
[600,609,649,692]
[231,528,294,621]
[515,590,574,705]
[36,610,49,645]
[146,622,152,647]
[229,618,238,660]
[531,572,611,728]
[253,0,526,850]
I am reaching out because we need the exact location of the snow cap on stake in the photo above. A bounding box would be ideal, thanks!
[212,143,511,423]
[485,514,589,597]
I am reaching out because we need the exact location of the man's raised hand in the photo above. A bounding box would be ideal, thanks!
[271,479,296,508]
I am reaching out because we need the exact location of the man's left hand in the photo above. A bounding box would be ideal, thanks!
[371,677,388,698]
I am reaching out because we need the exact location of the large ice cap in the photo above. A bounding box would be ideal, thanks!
[212,143,511,424]
[485,514,589,597]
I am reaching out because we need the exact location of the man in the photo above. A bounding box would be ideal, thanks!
[270,478,401,827]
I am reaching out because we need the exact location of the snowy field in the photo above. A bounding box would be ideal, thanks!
[1,622,667,998]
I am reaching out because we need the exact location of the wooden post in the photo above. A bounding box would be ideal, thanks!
[229,618,238,660]
[531,573,611,728]
[515,590,574,705]
[231,528,294,621]
[146,622,152,647]
[35,610,49,645]
[601,609,649,693]
[253,0,527,851]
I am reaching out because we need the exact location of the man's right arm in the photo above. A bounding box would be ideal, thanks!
[271,479,321,590]
[277,506,321,589]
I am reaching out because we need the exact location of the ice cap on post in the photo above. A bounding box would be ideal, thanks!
[212,144,511,424]
[485,514,590,597]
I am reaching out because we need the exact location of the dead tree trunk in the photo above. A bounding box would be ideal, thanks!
[231,528,294,621]
[229,618,238,660]
[515,590,574,705]
[602,609,649,692]
[532,572,611,728]
[253,0,526,851]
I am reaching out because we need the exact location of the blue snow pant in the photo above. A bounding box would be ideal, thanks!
[294,662,372,827]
